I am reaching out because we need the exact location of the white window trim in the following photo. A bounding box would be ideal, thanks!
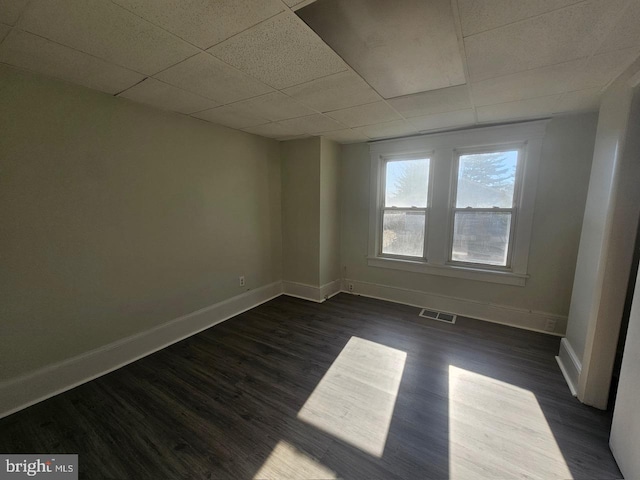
[367,120,549,287]
[378,152,434,261]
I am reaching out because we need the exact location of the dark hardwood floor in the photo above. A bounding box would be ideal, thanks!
[0,294,621,479]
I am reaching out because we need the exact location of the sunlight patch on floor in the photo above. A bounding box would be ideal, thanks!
[297,336,407,457]
[253,441,335,480]
[448,365,573,479]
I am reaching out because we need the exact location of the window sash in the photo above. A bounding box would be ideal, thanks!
[378,154,432,260]
[379,208,428,259]
[448,148,524,269]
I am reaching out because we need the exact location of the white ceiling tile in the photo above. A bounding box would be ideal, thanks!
[321,129,369,144]
[0,29,144,94]
[555,88,601,113]
[476,95,563,123]
[233,91,316,121]
[242,122,295,139]
[117,77,219,114]
[471,59,585,106]
[458,0,583,37]
[18,0,198,75]
[0,23,10,43]
[282,71,382,112]
[354,120,418,140]
[387,85,472,117]
[407,109,476,132]
[297,0,465,98]
[208,12,347,89]
[278,113,345,134]
[465,0,630,82]
[571,48,640,91]
[325,101,401,128]
[155,52,273,104]
[0,0,29,25]
[598,0,640,53]
[191,104,269,129]
[111,0,284,49]
[283,0,308,7]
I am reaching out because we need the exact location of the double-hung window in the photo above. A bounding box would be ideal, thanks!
[381,156,431,259]
[368,121,547,286]
[450,148,521,268]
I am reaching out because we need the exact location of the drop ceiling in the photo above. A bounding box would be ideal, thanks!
[0,0,639,143]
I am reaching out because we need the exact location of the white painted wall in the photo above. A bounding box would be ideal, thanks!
[0,64,282,382]
[340,114,597,333]
[562,57,640,409]
[610,267,640,479]
[281,137,321,287]
[280,137,341,299]
[319,138,341,287]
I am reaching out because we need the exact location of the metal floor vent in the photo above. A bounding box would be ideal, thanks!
[419,308,457,324]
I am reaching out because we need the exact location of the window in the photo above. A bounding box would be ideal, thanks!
[450,149,520,267]
[381,157,431,258]
[368,121,547,286]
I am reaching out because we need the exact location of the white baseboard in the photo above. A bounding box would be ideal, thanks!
[556,337,582,396]
[283,279,341,303]
[342,278,567,335]
[0,281,284,420]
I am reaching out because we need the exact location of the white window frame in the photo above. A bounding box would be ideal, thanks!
[378,152,434,261]
[448,144,525,270]
[367,120,548,287]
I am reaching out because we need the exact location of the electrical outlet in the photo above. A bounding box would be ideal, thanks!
[239,276,245,287]
[348,283,354,292]
[544,318,557,332]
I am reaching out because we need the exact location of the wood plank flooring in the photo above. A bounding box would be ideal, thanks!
[0,294,621,479]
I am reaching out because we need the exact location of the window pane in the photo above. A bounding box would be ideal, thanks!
[385,158,429,208]
[456,151,518,208]
[452,212,511,266]
[382,211,425,257]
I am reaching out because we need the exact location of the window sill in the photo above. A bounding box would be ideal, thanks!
[366,256,528,286]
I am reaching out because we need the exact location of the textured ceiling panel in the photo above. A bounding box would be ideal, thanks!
[111,0,284,49]
[192,104,269,129]
[555,88,601,113]
[321,129,370,143]
[470,59,584,106]
[18,0,199,75]
[209,12,347,89]
[282,71,381,112]
[0,30,144,94]
[407,109,476,132]
[155,52,273,104]
[233,91,316,121]
[354,120,418,140]
[477,95,563,123]
[277,113,345,134]
[457,0,583,36]
[465,0,629,82]
[598,0,640,53]
[0,0,29,25]
[325,101,401,128]
[387,85,471,118]
[572,48,640,91]
[298,0,465,98]
[242,122,302,139]
[4,0,638,143]
[117,77,219,114]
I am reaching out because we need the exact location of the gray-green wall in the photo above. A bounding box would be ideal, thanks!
[319,137,341,286]
[0,65,282,381]
[339,113,598,317]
